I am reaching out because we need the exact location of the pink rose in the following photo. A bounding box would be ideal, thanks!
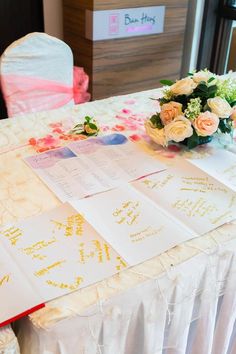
[193,111,219,136]
[160,101,182,125]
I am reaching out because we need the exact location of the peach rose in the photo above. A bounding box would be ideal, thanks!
[160,101,183,125]
[144,120,168,146]
[164,115,193,142]
[230,106,236,127]
[193,111,219,136]
[207,97,232,118]
[192,70,216,85]
[170,77,197,96]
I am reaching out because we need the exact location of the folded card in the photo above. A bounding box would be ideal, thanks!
[187,148,236,192]
[0,203,125,327]
[132,159,236,235]
[71,184,195,265]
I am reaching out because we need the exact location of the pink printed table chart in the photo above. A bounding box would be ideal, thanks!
[0,88,236,354]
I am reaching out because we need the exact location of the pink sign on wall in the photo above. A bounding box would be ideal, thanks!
[86,6,165,41]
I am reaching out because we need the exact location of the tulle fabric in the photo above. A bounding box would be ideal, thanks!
[16,233,236,354]
[0,66,90,117]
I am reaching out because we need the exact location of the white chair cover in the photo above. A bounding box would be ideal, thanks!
[0,32,74,117]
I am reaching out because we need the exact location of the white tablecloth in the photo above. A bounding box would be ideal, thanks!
[16,230,236,354]
[0,326,19,354]
[0,88,236,354]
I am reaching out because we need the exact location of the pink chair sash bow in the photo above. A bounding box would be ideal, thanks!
[1,66,90,117]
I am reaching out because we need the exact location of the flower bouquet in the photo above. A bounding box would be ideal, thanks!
[145,70,236,149]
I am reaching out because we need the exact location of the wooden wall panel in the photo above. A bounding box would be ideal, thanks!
[63,0,93,10]
[63,0,189,99]
[64,0,188,11]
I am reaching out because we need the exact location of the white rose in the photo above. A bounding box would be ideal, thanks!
[192,70,216,85]
[207,97,233,118]
[170,77,197,96]
[164,115,193,142]
[144,120,168,147]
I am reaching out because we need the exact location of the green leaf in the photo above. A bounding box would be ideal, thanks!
[173,94,188,108]
[230,100,236,107]
[85,116,92,122]
[196,83,208,92]
[208,77,215,83]
[188,72,193,76]
[208,85,217,94]
[218,119,233,134]
[186,130,199,149]
[159,97,171,105]
[88,122,97,130]
[73,123,83,129]
[87,132,98,136]
[160,79,174,86]
[150,113,164,129]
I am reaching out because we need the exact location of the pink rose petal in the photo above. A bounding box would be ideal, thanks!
[167,144,181,152]
[124,99,136,105]
[112,125,126,131]
[122,108,132,114]
[129,134,141,142]
[49,122,63,128]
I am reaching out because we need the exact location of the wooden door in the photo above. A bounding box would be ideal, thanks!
[0,0,44,118]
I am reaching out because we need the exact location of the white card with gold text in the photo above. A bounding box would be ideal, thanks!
[71,185,194,265]
[132,159,236,235]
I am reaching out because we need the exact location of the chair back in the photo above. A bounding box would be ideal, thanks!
[0,32,90,117]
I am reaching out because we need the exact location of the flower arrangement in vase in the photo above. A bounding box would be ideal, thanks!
[145,70,236,149]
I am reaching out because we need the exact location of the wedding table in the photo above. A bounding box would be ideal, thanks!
[0,88,236,354]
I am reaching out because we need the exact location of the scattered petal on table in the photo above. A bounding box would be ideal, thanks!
[124,99,136,105]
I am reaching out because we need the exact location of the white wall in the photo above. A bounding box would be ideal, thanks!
[43,0,63,39]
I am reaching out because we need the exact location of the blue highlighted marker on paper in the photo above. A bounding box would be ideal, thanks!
[99,134,128,145]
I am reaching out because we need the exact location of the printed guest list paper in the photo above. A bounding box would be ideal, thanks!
[25,134,166,201]
[0,203,126,326]
[132,159,236,235]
